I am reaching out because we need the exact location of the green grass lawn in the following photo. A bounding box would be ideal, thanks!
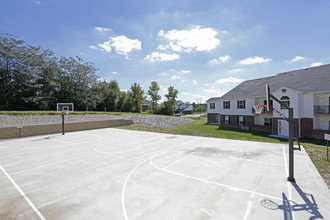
[121,117,330,188]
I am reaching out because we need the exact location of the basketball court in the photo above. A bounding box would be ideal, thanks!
[0,128,329,219]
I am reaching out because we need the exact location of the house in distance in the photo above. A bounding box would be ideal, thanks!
[206,64,330,139]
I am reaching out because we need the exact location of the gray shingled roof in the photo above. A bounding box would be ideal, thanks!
[218,64,330,100]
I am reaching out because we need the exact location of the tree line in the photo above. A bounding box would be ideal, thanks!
[0,31,180,115]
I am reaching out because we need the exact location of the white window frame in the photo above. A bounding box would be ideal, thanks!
[225,116,230,124]
[238,116,244,125]
[210,103,215,109]
[223,101,230,109]
[237,100,245,109]
[280,96,290,109]
[264,118,273,126]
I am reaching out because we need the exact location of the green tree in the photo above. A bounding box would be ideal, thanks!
[0,32,58,110]
[159,86,179,115]
[121,91,133,112]
[147,81,161,112]
[129,83,145,112]
[102,80,120,112]
[56,56,99,111]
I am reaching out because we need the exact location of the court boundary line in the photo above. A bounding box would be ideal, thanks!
[11,152,97,176]
[0,165,46,220]
[121,151,169,220]
[282,146,295,220]
[150,151,283,201]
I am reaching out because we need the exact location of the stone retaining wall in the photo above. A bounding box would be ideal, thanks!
[0,119,133,139]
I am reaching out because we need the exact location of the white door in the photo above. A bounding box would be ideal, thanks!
[278,120,289,137]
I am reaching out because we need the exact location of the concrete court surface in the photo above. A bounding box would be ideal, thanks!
[0,128,329,220]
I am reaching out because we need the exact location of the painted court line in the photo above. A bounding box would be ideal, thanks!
[121,152,168,220]
[282,146,295,220]
[163,153,191,170]
[150,152,283,202]
[11,152,97,176]
[0,165,46,220]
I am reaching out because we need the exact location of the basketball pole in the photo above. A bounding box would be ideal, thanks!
[266,84,296,182]
[288,108,295,182]
[62,111,65,135]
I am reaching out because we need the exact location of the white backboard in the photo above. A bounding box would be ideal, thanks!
[57,103,74,112]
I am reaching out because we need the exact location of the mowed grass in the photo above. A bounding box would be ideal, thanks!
[122,117,330,189]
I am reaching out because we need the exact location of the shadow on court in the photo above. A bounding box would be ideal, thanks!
[261,182,323,220]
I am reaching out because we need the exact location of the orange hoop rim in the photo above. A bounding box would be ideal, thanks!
[252,105,267,108]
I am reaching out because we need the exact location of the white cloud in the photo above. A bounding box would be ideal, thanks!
[89,45,98,50]
[310,62,322,67]
[292,56,305,62]
[145,52,180,62]
[112,72,118,75]
[208,58,219,64]
[94,35,141,56]
[95,27,112,33]
[158,26,220,52]
[192,80,198,85]
[219,55,230,62]
[208,55,230,64]
[157,44,169,50]
[215,77,244,84]
[170,75,181,80]
[229,69,243,73]
[238,56,271,65]
[110,35,141,55]
[98,41,112,53]
[180,70,191,74]
[203,88,225,97]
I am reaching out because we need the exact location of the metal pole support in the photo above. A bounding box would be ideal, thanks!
[288,108,295,182]
[62,111,65,135]
[327,140,329,161]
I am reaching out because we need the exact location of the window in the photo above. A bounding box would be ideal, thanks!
[263,100,273,109]
[264,118,273,126]
[280,96,290,109]
[328,120,330,130]
[223,101,230,109]
[237,100,246,109]
[238,116,245,125]
[210,103,215,109]
[225,116,230,124]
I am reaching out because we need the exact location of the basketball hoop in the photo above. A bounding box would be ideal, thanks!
[63,110,69,115]
[252,105,267,114]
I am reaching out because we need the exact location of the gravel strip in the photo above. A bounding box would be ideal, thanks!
[121,115,194,127]
[0,114,123,128]
[0,114,194,128]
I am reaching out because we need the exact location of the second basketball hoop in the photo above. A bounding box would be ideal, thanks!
[252,105,267,114]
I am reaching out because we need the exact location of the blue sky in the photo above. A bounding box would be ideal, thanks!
[1,0,330,103]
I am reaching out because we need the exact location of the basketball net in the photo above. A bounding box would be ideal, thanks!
[252,105,267,114]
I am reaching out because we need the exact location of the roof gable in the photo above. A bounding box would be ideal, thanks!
[219,64,330,100]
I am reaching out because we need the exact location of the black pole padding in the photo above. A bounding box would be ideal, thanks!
[62,111,65,135]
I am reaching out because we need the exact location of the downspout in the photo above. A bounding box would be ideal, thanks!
[299,118,301,138]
